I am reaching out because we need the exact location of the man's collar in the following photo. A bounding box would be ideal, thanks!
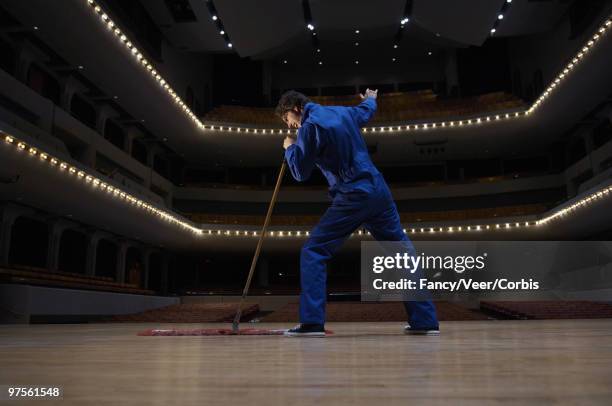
[301,102,314,125]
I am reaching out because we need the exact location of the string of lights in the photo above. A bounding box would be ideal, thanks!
[82,0,610,136]
[5,132,611,240]
[490,0,513,36]
[205,0,233,49]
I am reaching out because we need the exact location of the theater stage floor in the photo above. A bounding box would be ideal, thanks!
[1,320,612,405]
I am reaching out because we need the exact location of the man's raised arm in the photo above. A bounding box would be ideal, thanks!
[350,88,378,127]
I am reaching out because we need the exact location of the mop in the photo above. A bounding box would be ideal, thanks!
[140,160,291,336]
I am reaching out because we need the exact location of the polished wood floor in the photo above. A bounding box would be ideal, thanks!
[1,320,612,405]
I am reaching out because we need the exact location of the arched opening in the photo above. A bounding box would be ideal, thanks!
[27,63,61,105]
[104,119,126,150]
[95,239,117,279]
[58,229,87,274]
[149,252,162,292]
[131,138,148,165]
[0,37,16,76]
[125,247,142,286]
[186,86,194,109]
[9,216,48,268]
[153,154,168,178]
[70,93,96,129]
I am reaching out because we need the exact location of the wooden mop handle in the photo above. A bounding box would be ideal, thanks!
[232,158,287,330]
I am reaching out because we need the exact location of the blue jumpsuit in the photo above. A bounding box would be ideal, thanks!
[284,98,439,328]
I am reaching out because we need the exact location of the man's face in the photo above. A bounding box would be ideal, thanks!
[282,107,302,129]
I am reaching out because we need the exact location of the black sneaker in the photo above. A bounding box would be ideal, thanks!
[284,323,326,337]
[404,325,440,336]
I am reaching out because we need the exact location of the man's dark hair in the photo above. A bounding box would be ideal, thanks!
[275,90,311,118]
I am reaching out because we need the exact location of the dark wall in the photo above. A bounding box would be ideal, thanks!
[456,38,512,97]
[212,55,264,107]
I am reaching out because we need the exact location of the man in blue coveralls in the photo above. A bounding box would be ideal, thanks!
[277,88,439,337]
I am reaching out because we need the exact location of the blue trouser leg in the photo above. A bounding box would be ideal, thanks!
[363,186,440,329]
[299,196,368,324]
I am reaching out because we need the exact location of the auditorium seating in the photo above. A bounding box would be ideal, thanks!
[203,91,525,126]
[186,203,547,226]
[110,302,260,322]
[0,265,153,295]
[480,301,612,319]
[262,301,488,322]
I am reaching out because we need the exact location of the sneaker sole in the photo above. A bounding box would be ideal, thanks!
[284,331,326,337]
[404,330,440,336]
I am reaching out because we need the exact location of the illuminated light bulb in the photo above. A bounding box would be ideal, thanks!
[28,148,37,155]
[17,142,26,149]
[40,153,47,160]
[101,13,108,21]
[60,163,68,169]
[94,6,101,12]
[78,171,85,177]
[5,135,14,143]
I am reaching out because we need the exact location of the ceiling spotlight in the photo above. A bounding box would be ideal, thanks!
[355,60,359,64]
[400,17,409,25]
[392,58,396,62]
[355,29,360,34]
[393,44,398,49]
[507,0,512,3]
[435,33,440,37]
[227,43,233,48]
[220,30,225,35]
[428,51,432,55]
[498,14,504,20]
[317,48,321,52]
[33,26,39,30]
[355,42,359,46]
[491,28,496,34]
[307,23,315,31]
[212,15,217,21]
[78,65,84,69]
[318,61,323,65]
[283,60,287,64]
[113,95,118,99]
